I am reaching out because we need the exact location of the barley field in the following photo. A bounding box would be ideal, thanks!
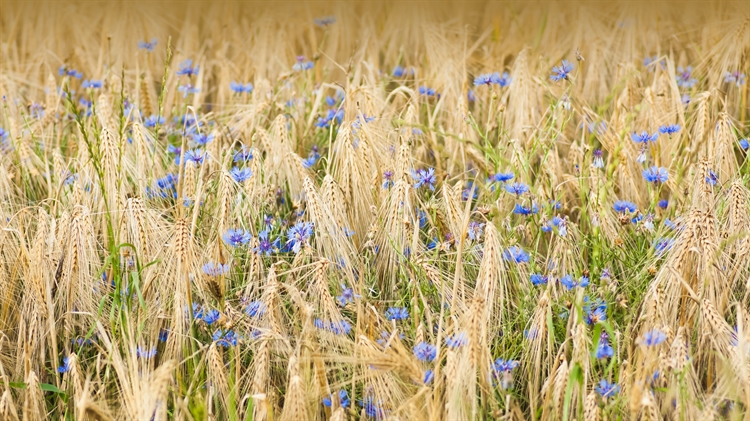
[1,1,750,420]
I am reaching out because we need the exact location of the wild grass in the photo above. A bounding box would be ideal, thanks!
[1,1,750,419]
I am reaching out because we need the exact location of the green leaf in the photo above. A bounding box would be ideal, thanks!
[40,383,65,394]
[562,363,583,421]
[9,382,27,389]
[591,323,603,360]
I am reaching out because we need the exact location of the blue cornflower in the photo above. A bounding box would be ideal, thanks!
[462,182,478,201]
[493,358,519,373]
[638,145,651,164]
[82,79,103,89]
[62,172,77,185]
[475,72,511,88]
[581,117,607,134]
[550,60,574,82]
[467,221,485,241]
[203,309,220,325]
[530,274,548,286]
[351,114,375,132]
[641,329,667,346]
[78,97,92,112]
[413,342,437,362]
[551,216,567,237]
[230,81,253,94]
[375,330,399,348]
[58,356,73,373]
[223,228,251,247]
[467,90,476,102]
[323,389,350,408]
[192,132,214,145]
[643,55,666,71]
[314,16,336,27]
[144,115,165,128]
[418,86,437,97]
[654,238,674,256]
[293,56,314,71]
[167,145,182,163]
[178,84,200,97]
[70,336,96,347]
[58,66,68,76]
[244,301,267,318]
[184,148,206,165]
[642,166,669,184]
[658,199,669,209]
[29,103,44,119]
[379,170,393,189]
[159,329,169,342]
[423,369,434,385]
[595,379,620,398]
[631,131,659,144]
[503,246,530,264]
[336,286,360,306]
[359,397,385,419]
[493,172,514,183]
[176,59,199,77]
[72,336,94,347]
[286,221,314,254]
[524,328,539,340]
[202,262,230,276]
[234,146,253,162]
[412,168,436,191]
[158,173,177,188]
[254,229,274,256]
[136,346,158,358]
[560,274,589,290]
[596,336,614,359]
[581,119,607,135]
[493,358,519,390]
[740,139,749,150]
[0,128,9,141]
[474,73,495,86]
[584,297,607,325]
[613,200,637,214]
[403,246,412,258]
[190,303,205,320]
[706,170,719,186]
[315,109,344,129]
[392,66,406,77]
[329,320,353,335]
[321,394,333,407]
[230,167,253,183]
[445,332,468,349]
[138,38,158,52]
[724,71,746,87]
[542,220,552,232]
[676,66,697,88]
[513,203,539,216]
[495,71,512,87]
[593,149,605,168]
[385,307,409,321]
[505,182,529,196]
[302,149,320,168]
[212,329,238,347]
[659,124,681,135]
